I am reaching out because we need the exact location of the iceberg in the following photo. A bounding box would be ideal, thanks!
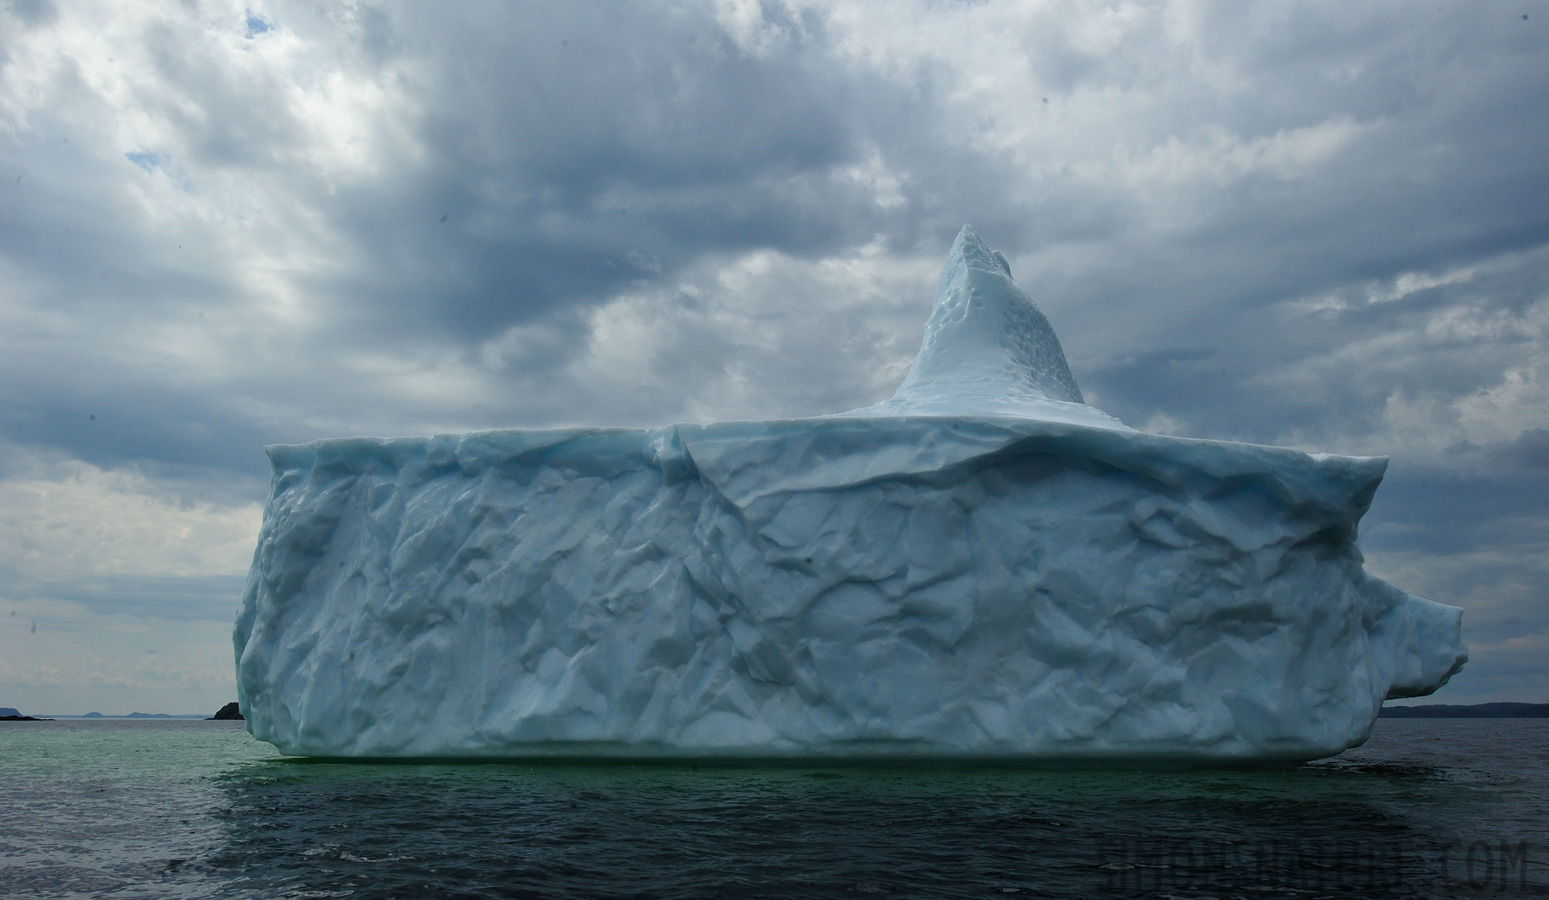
[233,226,1466,762]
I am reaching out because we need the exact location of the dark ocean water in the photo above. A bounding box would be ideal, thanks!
[1,719,1545,899]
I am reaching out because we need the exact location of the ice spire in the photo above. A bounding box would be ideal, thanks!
[848,225,1118,425]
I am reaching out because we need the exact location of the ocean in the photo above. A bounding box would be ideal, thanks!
[2,718,1545,898]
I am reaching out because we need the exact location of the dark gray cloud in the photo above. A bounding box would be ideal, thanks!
[1365,468,1549,555]
[138,2,912,340]
[1082,245,1549,450]
[6,0,56,28]
[1492,429,1549,470]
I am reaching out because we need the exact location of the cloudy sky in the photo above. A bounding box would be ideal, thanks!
[1,0,1545,714]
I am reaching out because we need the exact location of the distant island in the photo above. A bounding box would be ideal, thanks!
[208,702,244,721]
[10,706,245,720]
[1379,702,1549,718]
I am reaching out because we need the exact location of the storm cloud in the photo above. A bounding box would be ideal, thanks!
[1,0,1546,711]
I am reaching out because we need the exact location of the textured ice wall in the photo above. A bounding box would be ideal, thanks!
[235,420,1463,761]
[234,227,1465,761]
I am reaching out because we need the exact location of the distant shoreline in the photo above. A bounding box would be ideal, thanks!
[2,703,244,721]
[1378,702,1549,718]
[40,713,210,719]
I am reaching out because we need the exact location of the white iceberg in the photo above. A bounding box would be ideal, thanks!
[234,226,1466,762]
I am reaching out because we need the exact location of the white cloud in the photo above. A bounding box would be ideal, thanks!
[475,242,936,427]
[0,452,261,582]
[0,452,256,714]
[0,610,239,714]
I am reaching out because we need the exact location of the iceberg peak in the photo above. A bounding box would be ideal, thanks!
[849,226,1120,426]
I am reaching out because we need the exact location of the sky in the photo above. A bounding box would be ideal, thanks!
[1,0,1545,715]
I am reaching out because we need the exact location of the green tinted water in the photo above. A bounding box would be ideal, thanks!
[2,719,1546,898]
